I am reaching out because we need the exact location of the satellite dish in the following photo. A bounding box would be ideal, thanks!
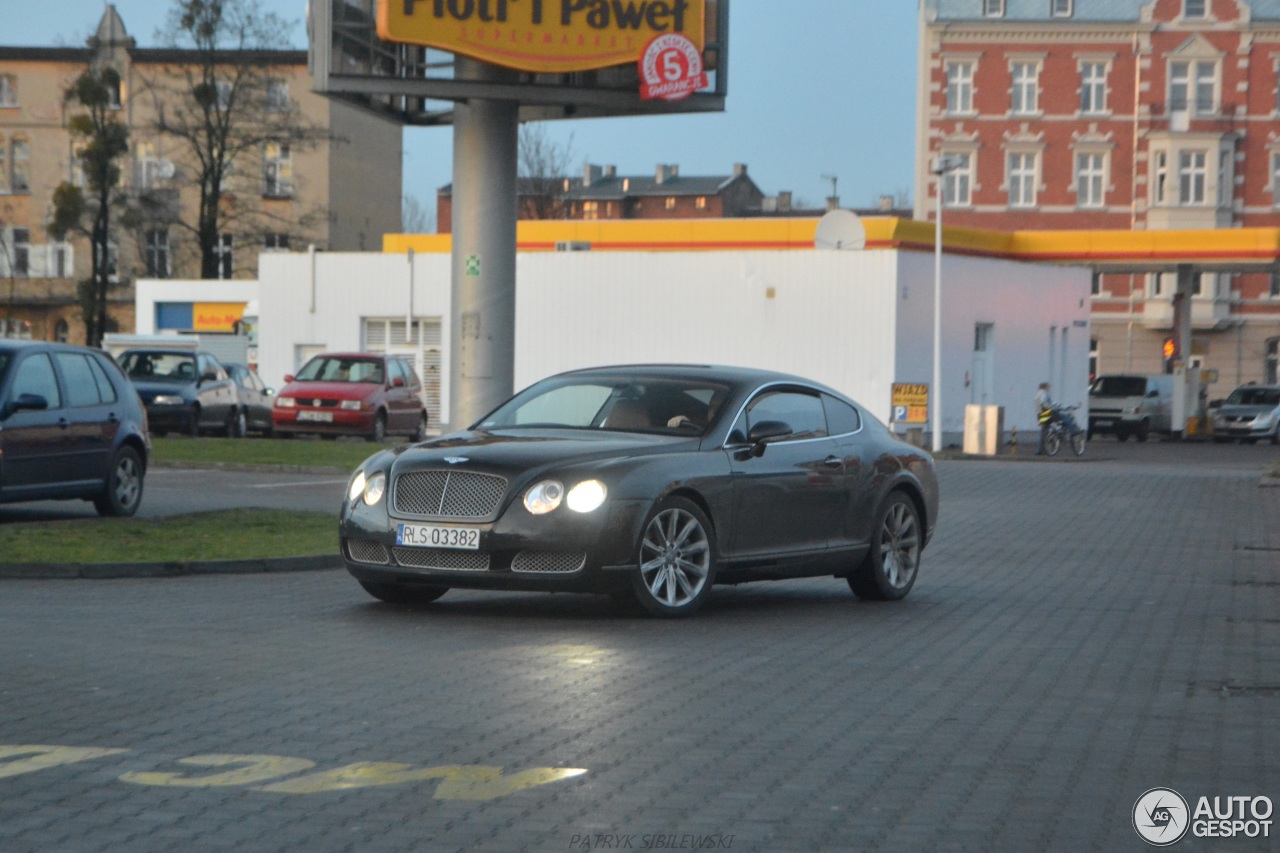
[814,209,866,251]
[157,159,176,180]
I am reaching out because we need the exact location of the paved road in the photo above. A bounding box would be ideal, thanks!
[0,443,1277,852]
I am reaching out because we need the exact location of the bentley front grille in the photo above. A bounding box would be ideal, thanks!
[510,551,587,574]
[393,470,508,520]
[392,547,491,572]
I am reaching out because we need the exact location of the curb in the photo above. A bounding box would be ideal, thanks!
[0,553,344,580]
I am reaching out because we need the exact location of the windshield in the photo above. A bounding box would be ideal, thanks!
[1225,387,1280,407]
[1090,376,1147,397]
[477,376,732,436]
[119,351,197,383]
[296,356,384,384]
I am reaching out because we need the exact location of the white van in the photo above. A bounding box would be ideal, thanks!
[1088,374,1174,441]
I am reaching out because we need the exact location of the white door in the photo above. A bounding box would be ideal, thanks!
[971,323,995,404]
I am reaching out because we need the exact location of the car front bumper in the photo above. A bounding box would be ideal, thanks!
[273,408,375,435]
[340,496,650,594]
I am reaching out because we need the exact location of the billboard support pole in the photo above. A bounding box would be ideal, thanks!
[448,57,520,431]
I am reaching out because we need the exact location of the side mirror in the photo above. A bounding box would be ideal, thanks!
[392,376,406,388]
[200,370,219,383]
[1147,389,1159,398]
[9,393,50,414]
[747,420,793,457]
[284,374,295,383]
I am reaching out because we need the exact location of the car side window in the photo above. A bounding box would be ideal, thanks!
[54,352,105,407]
[745,389,828,441]
[11,353,62,409]
[88,355,119,404]
[822,394,861,436]
[388,359,406,386]
[399,359,421,388]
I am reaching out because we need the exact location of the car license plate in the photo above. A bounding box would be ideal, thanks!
[396,524,480,550]
[297,410,333,422]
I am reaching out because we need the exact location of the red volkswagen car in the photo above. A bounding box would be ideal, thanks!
[272,353,428,442]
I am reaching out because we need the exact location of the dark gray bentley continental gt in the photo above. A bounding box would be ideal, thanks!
[340,365,939,617]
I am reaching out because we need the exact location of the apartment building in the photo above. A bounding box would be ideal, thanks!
[0,5,402,343]
[917,0,1280,386]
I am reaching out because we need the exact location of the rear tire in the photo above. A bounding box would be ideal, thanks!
[226,408,247,438]
[1135,420,1150,442]
[359,581,448,605]
[93,447,145,518]
[1045,429,1062,456]
[848,492,922,601]
[187,405,201,438]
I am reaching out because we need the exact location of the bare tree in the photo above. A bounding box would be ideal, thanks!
[141,0,326,278]
[49,69,131,348]
[403,193,434,234]
[518,123,576,220]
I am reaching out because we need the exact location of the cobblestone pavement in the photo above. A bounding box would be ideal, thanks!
[1,443,1277,852]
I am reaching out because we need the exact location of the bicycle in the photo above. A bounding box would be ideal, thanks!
[1043,405,1086,457]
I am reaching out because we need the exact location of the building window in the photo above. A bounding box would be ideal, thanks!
[1089,337,1099,381]
[984,0,1005,16]
[1266,339,1279,384]
[941,152,973,207]
[136,141,159,192]
[54,319,70,343]
[0,137,7,193]
[145,229,170,278]
[266,78,290,112]
[582,201,599,220]
[1007,152,1038,208]
[1218,149,1233,208]
[1183,0,1207,18]
[215,80,233,110]
[1169,60,1217,115]
[264,232,290,251]
[10,138,29,193]
[1153,150,1169,205]
[263,142,292,197]
[1051,0,1073,16]
[1080,62,1108,114]
[105,76,122,109]
[8,227,30,277]
[48,241,71,278]
[695,196,707,210]
[1075,152,1106,208]
[945,61,975,115]
[664,197,676,211]
[0,74,16,107]
[215,233,233,279]
[1010,61,1040,115]
[1178,150,1207,204]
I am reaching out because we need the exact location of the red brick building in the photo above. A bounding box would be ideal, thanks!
[436,163,765,234]
[917,0,1280,386]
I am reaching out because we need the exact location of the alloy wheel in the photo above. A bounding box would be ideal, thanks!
[638,507,711,609]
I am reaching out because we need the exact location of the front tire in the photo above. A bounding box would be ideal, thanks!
[628,497,716,618]
[368,412,387,443]
[411,411,428,442]
[359,581,449,605]
[848,492,922,601]
[1045,428,1062,456]
[1070,429,1086,457]
[226,407,247,438]
[94,446,145,518]
[1135,420,1150,442]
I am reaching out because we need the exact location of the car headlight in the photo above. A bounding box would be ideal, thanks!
[362,472,387,506]
[347,470,367,502]
[153,395,184,406]
[524,480,564,515]
[276,396,296,408]
[566,479,607,513]
[340,400,362,411]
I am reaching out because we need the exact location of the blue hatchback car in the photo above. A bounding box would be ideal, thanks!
[0,340,150,516]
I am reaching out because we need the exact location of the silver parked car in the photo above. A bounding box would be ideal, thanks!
[1213,385,1280,444]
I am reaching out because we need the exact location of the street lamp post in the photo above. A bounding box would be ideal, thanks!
[930,155,962,453]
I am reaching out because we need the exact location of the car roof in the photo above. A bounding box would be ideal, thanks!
[552,363,840,393]
[0,340,110,356]
[307,352,387,360]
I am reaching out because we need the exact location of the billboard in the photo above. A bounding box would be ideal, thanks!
[377,0,707,74]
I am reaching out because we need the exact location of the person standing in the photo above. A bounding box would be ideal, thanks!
[1035,382,1052,455]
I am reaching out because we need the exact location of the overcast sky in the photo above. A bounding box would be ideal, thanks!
[8,0,920,222]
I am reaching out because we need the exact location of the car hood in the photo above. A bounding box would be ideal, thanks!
[390,428,697,479]
[279,380,379,401]
[1218,404,1278,418]
[130,379,196,401]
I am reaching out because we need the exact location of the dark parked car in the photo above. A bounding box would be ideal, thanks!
[0,340,149,516]
[1213,384,1280,444]
[118,349,238,437]
[225,363,275,437]
[273,352,428,442]
[340,364,940,617]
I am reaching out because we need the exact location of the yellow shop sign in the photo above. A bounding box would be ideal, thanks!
[377,0,707,73]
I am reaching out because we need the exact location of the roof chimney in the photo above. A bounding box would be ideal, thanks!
[878,195,895,211]
[733,163,748,178]
[656,164,679,185]
[583,164,602,188]
[603,164,616,178]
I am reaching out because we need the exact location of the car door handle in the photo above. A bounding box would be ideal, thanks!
[823,456,843,469]
[58,418,70,430]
